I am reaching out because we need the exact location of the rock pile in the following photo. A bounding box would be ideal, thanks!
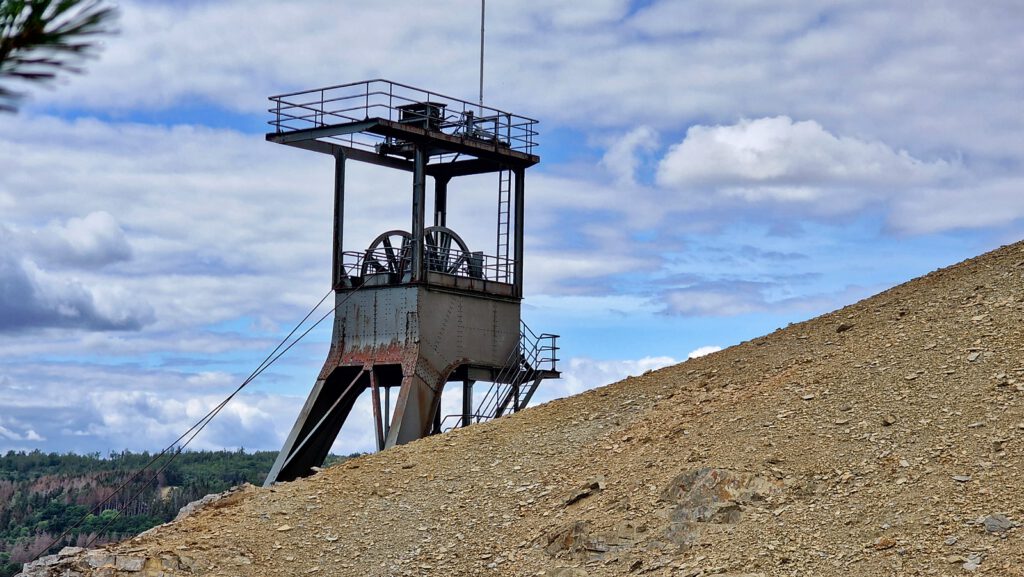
[18,240,1024,576]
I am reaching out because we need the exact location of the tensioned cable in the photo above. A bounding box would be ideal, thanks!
[40,283,358,554]
[77,283,364,548]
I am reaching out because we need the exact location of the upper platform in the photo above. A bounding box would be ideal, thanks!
[267,79,539,177]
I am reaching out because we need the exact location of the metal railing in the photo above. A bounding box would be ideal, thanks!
[440,321,559,431]
[268,79,539,156]
[339,247,515,285]
[521,321,559,374]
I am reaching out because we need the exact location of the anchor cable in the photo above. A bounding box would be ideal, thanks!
[40,283,364,554]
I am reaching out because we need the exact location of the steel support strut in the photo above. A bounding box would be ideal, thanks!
[411,146,427,282]
[462,378,474,426]
[369,368,385,452]
[434,175,450,227]
[513,167,525,298]
[264,366,367,485]
[332,150,346,289]
[383,364,445,447]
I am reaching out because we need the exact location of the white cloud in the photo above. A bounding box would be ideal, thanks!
[687,345,722,359]
[0,244,153,333]
[656,116,957,212]
[532,355,678,403]
[0,423,45,443]
[29,211,132,267]
[663,286,765,317]
[20,1,1020,160]
[184,371,237,389]
[0,361,303,453]
[600,126,659,186]
[888,177,1024,234]
[0,114,341,331]
[77,389,296,452]
[11,0,1017,178]
[0,214,150,331]
[656,276,879,320]
[15,1,1019,237]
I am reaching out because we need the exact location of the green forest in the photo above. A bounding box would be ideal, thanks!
[0,449,355,577]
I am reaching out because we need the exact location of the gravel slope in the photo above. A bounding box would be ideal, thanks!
[21,240,1024,577]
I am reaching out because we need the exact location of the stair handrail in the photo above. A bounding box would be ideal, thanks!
[475,320,556,419]
[471,336,525,422]
[443,321,559,431]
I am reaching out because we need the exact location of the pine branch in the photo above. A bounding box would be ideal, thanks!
[0,0,119,112]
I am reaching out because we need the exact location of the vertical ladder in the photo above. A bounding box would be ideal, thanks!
[496,168,512,282]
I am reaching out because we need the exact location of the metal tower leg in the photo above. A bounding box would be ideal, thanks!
[264,366,366,485]
[384,369,444,447]
[332,150,346,289]
[431,400,442,435]
[384,386,391,437]
[513,167,525,298]
[411,146,426,282]
[369,368,385,452]
[434,176,450,227]
[462,378,474,426]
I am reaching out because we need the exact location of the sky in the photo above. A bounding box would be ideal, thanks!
[1,0,1023,457]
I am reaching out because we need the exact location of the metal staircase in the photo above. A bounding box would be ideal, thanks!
[441,321,559,431]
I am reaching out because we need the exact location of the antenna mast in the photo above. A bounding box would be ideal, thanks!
[479,0,485,111]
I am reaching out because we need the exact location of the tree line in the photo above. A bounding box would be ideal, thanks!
[0,449,357,577]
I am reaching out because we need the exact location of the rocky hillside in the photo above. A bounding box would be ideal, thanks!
[20,241,1024,577]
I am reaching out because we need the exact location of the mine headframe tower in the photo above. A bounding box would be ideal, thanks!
[264,80,559,485]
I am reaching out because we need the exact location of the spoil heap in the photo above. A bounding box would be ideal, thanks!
[21,241,1024,577]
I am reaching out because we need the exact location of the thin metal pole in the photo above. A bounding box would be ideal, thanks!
[479,0,485,111]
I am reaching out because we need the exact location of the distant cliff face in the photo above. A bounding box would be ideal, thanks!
[20,241,1024,576]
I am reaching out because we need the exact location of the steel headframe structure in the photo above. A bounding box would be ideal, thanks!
[264,79,559,485]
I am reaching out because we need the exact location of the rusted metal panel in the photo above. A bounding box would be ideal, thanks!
[329,285,518,369]
[267,283,524,485]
